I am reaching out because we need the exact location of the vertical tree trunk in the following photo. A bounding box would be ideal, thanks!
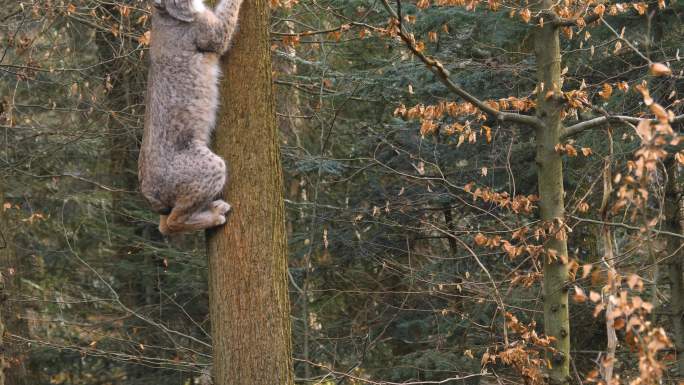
[0,191,6,385]
[206,1,295,384]
[599,133,617,383]
[534,10,571,385]
[0,190,31,385]
[664,159,684,378]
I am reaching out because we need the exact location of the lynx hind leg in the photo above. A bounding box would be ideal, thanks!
[161,149,229,235]
[159,214,170,235]
[193,147,227,201]
[162,202,226,235]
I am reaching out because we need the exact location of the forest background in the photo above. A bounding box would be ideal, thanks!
[0,0,683,384]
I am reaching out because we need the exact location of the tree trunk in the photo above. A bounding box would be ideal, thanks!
[599,133,617,383]
[664,159,684,378]
[0,192,6,385]
[206,1,294,384]
[534,10,571,385]
[0,190,31,385]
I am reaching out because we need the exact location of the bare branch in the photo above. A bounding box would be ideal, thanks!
[380,0,544,129]
[570,215,684,240]
[294,358,487,385]
[562,114,684,139]
[601,17,651,63]
[554,12,601,27]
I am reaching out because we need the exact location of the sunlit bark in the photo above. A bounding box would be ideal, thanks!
[206,1,295,384]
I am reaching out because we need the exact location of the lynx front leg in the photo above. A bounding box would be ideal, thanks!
[194,0,245,53]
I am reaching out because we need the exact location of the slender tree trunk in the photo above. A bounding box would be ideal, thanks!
[599,133,617,383]
[206,1,294,384]
[0,191,6,385]
[664,159,684,378]
[0,190,31,385]
[534,9,571,385]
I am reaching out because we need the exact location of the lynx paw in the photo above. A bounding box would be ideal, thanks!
[216,214,227,226]
[211,200,232,216]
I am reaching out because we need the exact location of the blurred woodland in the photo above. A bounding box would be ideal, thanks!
[0,0,683,384]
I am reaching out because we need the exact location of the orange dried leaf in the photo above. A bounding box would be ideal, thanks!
[627,274,643,290]
[593,4,605,17]
[598,83,613,100]
[573,286,587,303]
[416,0,430,9]
[520,8,531,23]
[650,62,672,77]
[474,233,488,246]
[641,301,654,312]
[675,152,684,165]
[616,81,629,92]
[138,30,151,46]
[328,31,342,41]
[636,119,653,142]
[589,291,601,303]
[649,103,669,123]
[614,41,622,53]
[554,143,564,153]
[562,27,573,39]
[632,2,648,15]
[577,201,590,213]
[420,120,438,136]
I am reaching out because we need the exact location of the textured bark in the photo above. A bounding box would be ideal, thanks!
[534,12,571,385]
[0,191,5,385]
[598,135,617,384]
[664,159,684,378]
[206,1,294,384]
[0,190,31,385]
[274,21,309,379]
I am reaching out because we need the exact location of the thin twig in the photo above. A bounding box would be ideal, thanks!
[570,215,684,239]
[562,114,684,139]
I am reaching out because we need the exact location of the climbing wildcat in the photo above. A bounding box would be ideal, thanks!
[138,0,244,235]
